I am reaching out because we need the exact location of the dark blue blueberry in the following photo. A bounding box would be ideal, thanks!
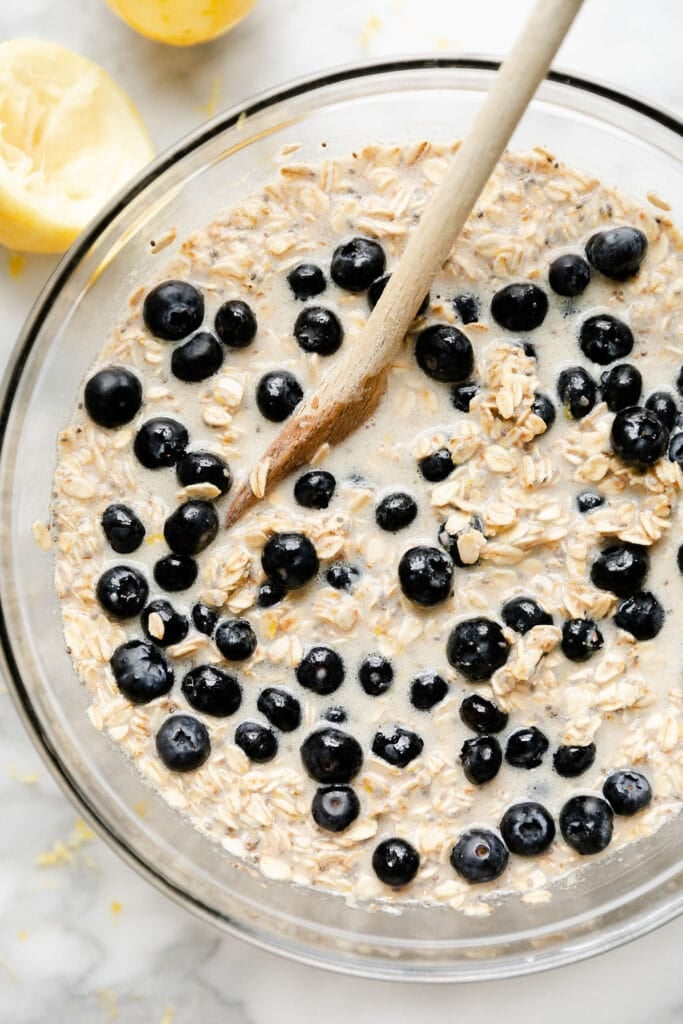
[491,282,548,332]
[679,544,683,574]
[256,370,303,422]
[141,599,188,648]
[257,687,301,732]
[311,786,360,832]
[460,735,502,784]
[101,504,145,554]
[300,727,363,783]
[296,646,345,695]
[293,306,343,355]
[603,769,652,815]
[450,829,508,883]
[645,391,678,431]
[156,714,210,772]
[548,253,591,297]
[372,838,419,887]
[601,363,642,411]
[323,706,347,724]
[419,448,454,482]
[501,596,553,634]
[134,417,188,469]
[614,591,664,640]
[85,367,142,428]
[325,562,361,591]
[670,431,683,468]
[257,579,286,607]
[553,743,596,778]
[438,519,485,568]
[153,554,197,592]
[182,665,242,717]
[451,381,479,412]
[164,500,218,557]
[590,543,649,596]
[215,618,257,661]
[143,280,204,341]
[446,617,510,681]
[500,802,556,856]
[580,314,634,365]
[372,726,423,767]
[261,532,318,590]
[192,602,218,637]
[576,491,605,514]
[531,392,556,428]
[612,407,669,468]
[410,672,448,711]
[415,324,473,383]
[561,618,604,661]
[331,237,385,292]
[96,565,148,619]
[287,263,326,301]
[171,331,224,382]
[585,226,647,281]
[452,293,479,324]
[294,470,336,509]
[358,654,393,696]
[459,694,508,734]
[235,721,277,763]
[557,366,597,419]
[214,299,257,348]
[505,727,549,769]
[560,795,613,854]
[110,639,173,703]
[375,492,417,532]
[368,273,429,315]
[398,546,453,606]
[677,365,683,397]
[176,451,231,496]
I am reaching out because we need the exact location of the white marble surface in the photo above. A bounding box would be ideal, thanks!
[0,0,682,1019]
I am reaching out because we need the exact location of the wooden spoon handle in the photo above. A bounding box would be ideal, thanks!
[226,0,584,527]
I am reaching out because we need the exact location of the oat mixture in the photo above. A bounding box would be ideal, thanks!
[47,142,683,910]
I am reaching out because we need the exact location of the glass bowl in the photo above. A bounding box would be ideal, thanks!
[0,58,681,982]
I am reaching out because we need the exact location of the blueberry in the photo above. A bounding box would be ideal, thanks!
[679,545,683,574]
[164,500,218,558]
[548,253,591,297]
[450,829,508,883]
[409,672,448,711]
[670,432,683,468]
[560,795,613,855]
[459,694,508,734]
[505,727,549,769]
[603,769,652,815]
[256,370,303,422]
[437,519,484,568]
[101,504,145,553]
[446,617,510,681]
[96,565,148,619]
[192,602,218,637]
[300,727,363,783]
[325,562,361,591]
[553,743,596,778]
[501,596,553,634]
[215,618,257,660]
[141,599,189,647]
[561,618,604,661]
[375,492,417,532]
[134,417,188,469]
[451,381,479,412]
[84,367,142,428]
[235,721,277,763]
[323,706,347,724]
[171,331,224,382]
[257,687,301,732]
[460,735,502,784]
[398,546,453,606]
[294,470,336,509]
[257,579,286,607]
[143,280,204,341]
[490,282,548,332]
[330,237,385,292]
[261,532,318,590]
[214,299,257,348]
[358,654,393,696]
[176,451,231,496]
[419,448,454,482]
[585,226,648,281]
[576,491,605,514]
[531,393,556,428]
[590,543,649,596]
[296,646,345,695]
[156,714,210,772]
[678,365,683,398]
[611,406,669,467]
[415,324,473,383]
[452,293,479,324]
[645,391,678,431]
[579,314,634,366]
[372,838,419,887]
[182,665,242,717]
[110,639,173,703]
[311,786,360,832]
[600,363,642,411]
[153,554,197,592]
[293,306,343,355]
[287,263,326,301]
[368,273,429,315]
[614,591,664,640]
[372,726,423,767]
[557,366,597,419]
[500,802,556,856]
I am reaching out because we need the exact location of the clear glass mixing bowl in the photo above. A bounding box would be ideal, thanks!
[0,58,680,982]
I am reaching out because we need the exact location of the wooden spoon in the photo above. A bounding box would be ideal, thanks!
[225,0,584,528]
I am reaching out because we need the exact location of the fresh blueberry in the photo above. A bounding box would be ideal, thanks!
[452,293,480,324]
[505,727,549,769]
[446,617,510,681]
[372,726,423,767]
[215,618,257,660]
[561,618,604,661]
[645,391,678,431]
[171,331,224,382]
[256,370,303,422]
[330,237,385,292]
[296,646,345,695]
[323,706,347,724]
[192,602,218,637]
[84,367,142,428]
[176,451,231,496]
[459,694,508,734]
[548,253,591,297]
[375,492,417,532]
[262,532,319,590]
[677,365,683,398]
[372,838,419,887]
[300,727,363,783]
[579,314,634,365]
[409,672,448,711]
[560,795,613,855]
[531,393,556,428]
[325,562,361,591]
[287,263,326,301]
[611,407,669,467]
[670,432,683,468]
[557,366,597,419]
[501,596,553,634]
[553,743,596,778]
[134,417,188,469]
[576,491,605,514]
[490,282,548,332]
[451,381,479,412]
[110,639,173,703]
[419,448,454,482]
[156,714,210,772]
[311,786,360,832]
[358,654,393,696]
[293,306,343,355]
[214,299,257,348]
[368,274,429,315]
[141,599,189,647]
[460,735,502,784]
[614,591,664,640]
[398,546,453,606]
[590,543,649,596]
[679,544,683,574]
[182,665,242,717]
[153,554,198,592]
[437,519,484,568]
[235,721,277,763]
[257,579,286,607]
[585,226,648,280]
[257,688,301,732]
[164,501,218,557]
[415,324,473,383]
[500,802,556,856]
[101,504,145,554]
[600,363,642,411]
[603,769,652,815]
[450,829,508,883]
[143,280,204,341]
[96,565,148,619]
[294,470,336,509]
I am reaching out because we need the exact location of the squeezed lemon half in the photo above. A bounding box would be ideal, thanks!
[0,39,154,254]
[104,0,257,46]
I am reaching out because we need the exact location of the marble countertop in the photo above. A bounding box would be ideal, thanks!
[0,0,681,1020]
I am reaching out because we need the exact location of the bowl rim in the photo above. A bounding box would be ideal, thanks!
[1,55,681,983]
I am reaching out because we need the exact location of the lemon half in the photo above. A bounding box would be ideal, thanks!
[105,0,257,46]
[0,39,154,254]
